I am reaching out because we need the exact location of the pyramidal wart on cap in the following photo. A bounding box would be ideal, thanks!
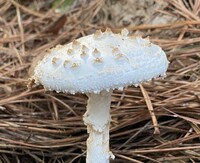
[30,28,169,163]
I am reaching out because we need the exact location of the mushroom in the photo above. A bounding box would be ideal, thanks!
[30,28,169,163]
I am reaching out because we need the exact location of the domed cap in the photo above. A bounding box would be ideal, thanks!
[31,28,169,94]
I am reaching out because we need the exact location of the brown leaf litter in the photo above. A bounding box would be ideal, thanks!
[1,0,200,162]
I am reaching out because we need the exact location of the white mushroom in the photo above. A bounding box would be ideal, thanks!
[31,28,169,163]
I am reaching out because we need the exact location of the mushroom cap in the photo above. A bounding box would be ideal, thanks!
[32,29,169,94]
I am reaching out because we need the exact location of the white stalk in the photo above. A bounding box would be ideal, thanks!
[83,90,115,163]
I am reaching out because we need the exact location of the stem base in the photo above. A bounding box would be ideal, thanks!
[83,91,114,163]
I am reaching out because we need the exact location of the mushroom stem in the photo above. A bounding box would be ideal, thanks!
[83,90,114,163]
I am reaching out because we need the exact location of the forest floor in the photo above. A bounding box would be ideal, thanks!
[1,0,200,162]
